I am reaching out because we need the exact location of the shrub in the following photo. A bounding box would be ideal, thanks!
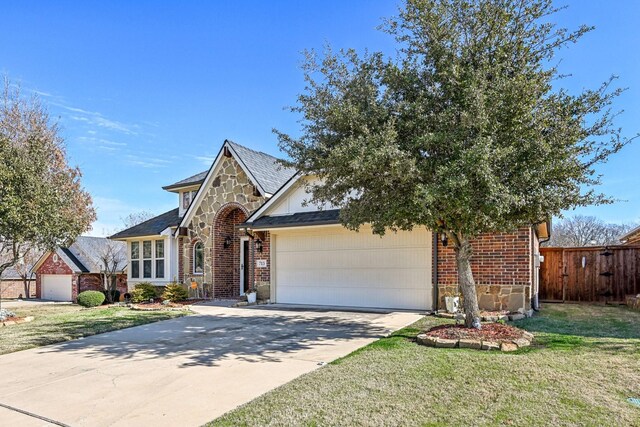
[162,283,188,302]
[130,282,159,303]
[77,290,106,307]
[102,289,121,304]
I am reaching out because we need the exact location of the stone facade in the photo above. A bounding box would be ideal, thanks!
[0,279,36,299]
[182,156,266,297]
[436,227,535,312]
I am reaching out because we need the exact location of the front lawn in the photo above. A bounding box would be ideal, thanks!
[211,304,640,426]
[0,304,187,355]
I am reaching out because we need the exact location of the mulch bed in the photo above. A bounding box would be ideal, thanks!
[426,323,525,341]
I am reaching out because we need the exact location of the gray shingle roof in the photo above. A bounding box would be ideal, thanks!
[63,236,127,273]
[162,141,296,195]
[226,140,297,194]
[245,209,341,230]
[0,247,45,280]
[110,208,180,239]
[162,170,208,191]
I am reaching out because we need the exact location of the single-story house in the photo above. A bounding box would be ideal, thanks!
[34,236,128,301]
[0,265,37,299]
[111,139,550,312]
[620,225,640,245]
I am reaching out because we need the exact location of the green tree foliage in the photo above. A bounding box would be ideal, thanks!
[162,283,189,302]
[0,80,96,290]
[276,0,635,327]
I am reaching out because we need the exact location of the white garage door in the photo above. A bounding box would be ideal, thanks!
[41,274,73,301]
[273,226,432,310]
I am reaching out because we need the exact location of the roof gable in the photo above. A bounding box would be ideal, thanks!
[178,140,296,228]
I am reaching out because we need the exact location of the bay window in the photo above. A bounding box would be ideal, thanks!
[131,242,140,278]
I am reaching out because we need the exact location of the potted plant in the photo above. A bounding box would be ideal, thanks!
[246,286,257,304]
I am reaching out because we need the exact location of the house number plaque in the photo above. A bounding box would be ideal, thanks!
[256,259,267,268]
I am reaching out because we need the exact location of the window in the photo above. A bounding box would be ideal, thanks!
[182,191,191,210]
[131,242,140,278]
[155,240,165,279]
[194,242,204,274]
[143,240,152,278]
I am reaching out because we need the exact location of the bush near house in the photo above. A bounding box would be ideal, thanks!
[162,283,188,302]
[77,290,106,308]
[130,282,160,303]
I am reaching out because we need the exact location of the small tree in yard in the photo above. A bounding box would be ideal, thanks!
[99,240,126,303]
[14,246,42,299]
[0,80,96,308]
[276,0,636,328]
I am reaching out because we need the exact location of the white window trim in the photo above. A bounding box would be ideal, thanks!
[129,238,167,281]
[193,241,204,276]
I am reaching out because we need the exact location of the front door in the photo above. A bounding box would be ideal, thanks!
[240,238,250,294]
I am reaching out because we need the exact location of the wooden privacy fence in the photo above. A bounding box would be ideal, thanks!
[540,245,640,303]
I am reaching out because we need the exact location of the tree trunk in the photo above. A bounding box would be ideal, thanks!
[454,238,481,329]
[22,277,31,299]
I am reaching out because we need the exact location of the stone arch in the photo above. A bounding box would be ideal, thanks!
[212,202,249,297]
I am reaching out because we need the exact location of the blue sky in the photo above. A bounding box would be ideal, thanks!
[2,1,639,236]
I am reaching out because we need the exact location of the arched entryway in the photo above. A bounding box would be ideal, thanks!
[213,204,249,298]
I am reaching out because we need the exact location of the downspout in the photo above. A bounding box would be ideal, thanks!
[533,230,551,311]
[433,231,439,312]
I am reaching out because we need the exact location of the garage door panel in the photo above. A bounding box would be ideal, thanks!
[41,274,73,301]
[277,248,430,270]
[274,227,432,310]
[278,269,430,290]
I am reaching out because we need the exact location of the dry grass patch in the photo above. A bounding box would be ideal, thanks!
[210,304,640,427]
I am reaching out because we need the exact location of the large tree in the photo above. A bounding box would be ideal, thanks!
[0,81,96,306]
[276,0,635,327]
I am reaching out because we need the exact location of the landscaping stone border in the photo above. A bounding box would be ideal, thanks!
[1,316,34,327]
[435,309,533,322]
[416,330,534,352]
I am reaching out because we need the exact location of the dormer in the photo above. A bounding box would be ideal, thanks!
[162,171,207,217]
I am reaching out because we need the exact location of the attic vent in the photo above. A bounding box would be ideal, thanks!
[53,254,59,263]
[223,147,232,158]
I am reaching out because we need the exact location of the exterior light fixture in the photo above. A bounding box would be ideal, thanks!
[441,234,448,247]
[255,238,263,253]
[223,236,232,249]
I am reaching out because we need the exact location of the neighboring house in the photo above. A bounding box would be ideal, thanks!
[620,225,640,245]
[0,265,37,299]
[33,236,127,301]
[112,139,550,312]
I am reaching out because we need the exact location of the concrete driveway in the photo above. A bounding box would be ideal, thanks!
[0,304,422,426]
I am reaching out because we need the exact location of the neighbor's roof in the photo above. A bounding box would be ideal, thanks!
[110,208,181,239]
[242,209,341,230]
[620,224,640,243]
[0,247,45,280]
[162,140,296,195]
[62,236,127,273]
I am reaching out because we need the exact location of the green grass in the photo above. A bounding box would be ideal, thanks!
[209,304,640,427]
[0,304,186,354]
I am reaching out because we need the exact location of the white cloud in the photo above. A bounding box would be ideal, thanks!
[53,102,139,135]
[194,155,216,166]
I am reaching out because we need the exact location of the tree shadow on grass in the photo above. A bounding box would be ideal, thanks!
[37,312,388,368]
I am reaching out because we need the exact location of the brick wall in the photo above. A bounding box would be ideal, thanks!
[253,231,270,284]
[78,273,128,295]
[212,205,247,298]
[436,227,534,312]
[35,252,75,299]
[0,279,36,299]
